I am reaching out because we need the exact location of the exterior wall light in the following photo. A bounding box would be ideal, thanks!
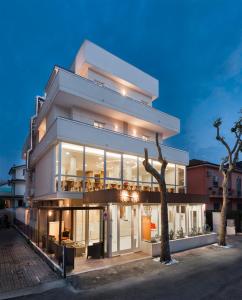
[132,191,139,203]
[120,190,139,203]
[48,210,53,217]
[120,190,129,202]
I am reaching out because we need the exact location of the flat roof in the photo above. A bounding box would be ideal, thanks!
[71,40,159,100]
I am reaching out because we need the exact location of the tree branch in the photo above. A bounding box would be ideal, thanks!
[143,148,163,184]
[155,133,168,170]
[214,119,232,165]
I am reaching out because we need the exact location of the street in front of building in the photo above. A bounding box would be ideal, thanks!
[5,233,242,300]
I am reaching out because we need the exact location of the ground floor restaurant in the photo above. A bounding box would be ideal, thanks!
[26,192,206,271]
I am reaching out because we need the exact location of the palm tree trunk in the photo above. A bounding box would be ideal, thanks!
[219,175,228,246]
[160,184,171,262]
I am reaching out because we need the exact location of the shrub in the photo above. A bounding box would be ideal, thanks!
[169,229,175,240]
[176,227,185,239]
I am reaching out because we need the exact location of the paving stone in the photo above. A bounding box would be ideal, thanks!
[0,228,58,293]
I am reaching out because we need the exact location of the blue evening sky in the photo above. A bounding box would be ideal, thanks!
[0,0,241,180]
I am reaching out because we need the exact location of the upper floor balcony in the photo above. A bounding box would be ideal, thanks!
[40,67,180,139]
[30,116,188,167]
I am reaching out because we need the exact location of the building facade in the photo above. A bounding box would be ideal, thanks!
[187,159,242,211]
[23,41,206,261]
[0,165,26,208]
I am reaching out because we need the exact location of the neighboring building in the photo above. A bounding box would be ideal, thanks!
[187,159,242,211]
[0,165,26,208]
[22,40,206,261]
[0,182,12,208]
[8,164,26,208]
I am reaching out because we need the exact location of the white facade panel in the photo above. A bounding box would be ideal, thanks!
[72,40,159,100]
[44,68,179,138]
[56,118,188,165]
[35,147,55,197]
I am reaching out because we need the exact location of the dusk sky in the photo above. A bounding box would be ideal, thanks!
[0,0,241,180]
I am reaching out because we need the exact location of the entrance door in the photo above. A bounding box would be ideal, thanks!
[119,206,132,251]
[112,205,139,254]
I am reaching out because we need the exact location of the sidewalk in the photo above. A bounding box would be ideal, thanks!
[0,228,58,295]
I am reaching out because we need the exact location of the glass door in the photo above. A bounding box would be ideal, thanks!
[112,205,140,254]
[88,210,102,245]
[119,206,132,251]
[132,205,139,249]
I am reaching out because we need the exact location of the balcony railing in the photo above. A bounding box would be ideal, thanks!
[57,116,186,155]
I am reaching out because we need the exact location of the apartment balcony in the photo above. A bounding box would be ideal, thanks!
[42,67,180,139]
[31,117,188,166]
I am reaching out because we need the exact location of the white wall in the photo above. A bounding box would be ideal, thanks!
[35,146,55,197]
[15,166,25,180]
[71,106,124,132]
[15,182,25,196]
[87,69,152,104]
[72,40,159,100]
[46,105,70,130]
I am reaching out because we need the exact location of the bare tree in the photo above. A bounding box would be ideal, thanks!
[143,132,171,263]
[213,112,242,246]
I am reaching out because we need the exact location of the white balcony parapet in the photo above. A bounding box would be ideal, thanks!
[31,117,189,166]
[42,67,180,139]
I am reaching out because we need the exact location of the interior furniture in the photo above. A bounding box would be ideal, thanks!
[87,242,104,259]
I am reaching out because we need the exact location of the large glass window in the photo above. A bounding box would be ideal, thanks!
[123,154,137,181]
[106,152,121,179]
[85,147,104,178]
[138,157,151,183]
[141,205,160,241]
[176,165,185,193]
[61,143,83,176]
[165,163,175,186]
[152,161,175,183]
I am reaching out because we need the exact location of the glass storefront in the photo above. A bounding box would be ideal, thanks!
[141,204,204,241]
[56,142,186,193]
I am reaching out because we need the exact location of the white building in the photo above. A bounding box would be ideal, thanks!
[23,40,206,264]
[8,164,26,208]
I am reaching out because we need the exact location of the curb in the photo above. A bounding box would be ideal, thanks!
[0,279,66,300]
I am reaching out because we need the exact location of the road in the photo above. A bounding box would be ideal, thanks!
[15,235,242,300]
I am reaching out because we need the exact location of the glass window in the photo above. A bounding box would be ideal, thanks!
[94,121,105,129]
[38,118,46,142]
[89,210,101,245]
[123,154,137,181]
[85,178,104,192]
[112,205,118,252]
[56,145,59,175]
[138,158,151,183]
[61,143,83,176]
[152,160,161,174]
[141,205,160,241]
[85,147,104,178]
[152,161,176,186]
[176,165,185,186]
[165,163,175,185]
[106,152,121,179]
[105,180,122,190]
[61,176,83,192]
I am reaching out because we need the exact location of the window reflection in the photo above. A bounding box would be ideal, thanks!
[61,143,83,176]
[106,152,121,179]
[57,142,186,193]
[85,147,104,178]
[138,158,151,183]
[123,155,137,181]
